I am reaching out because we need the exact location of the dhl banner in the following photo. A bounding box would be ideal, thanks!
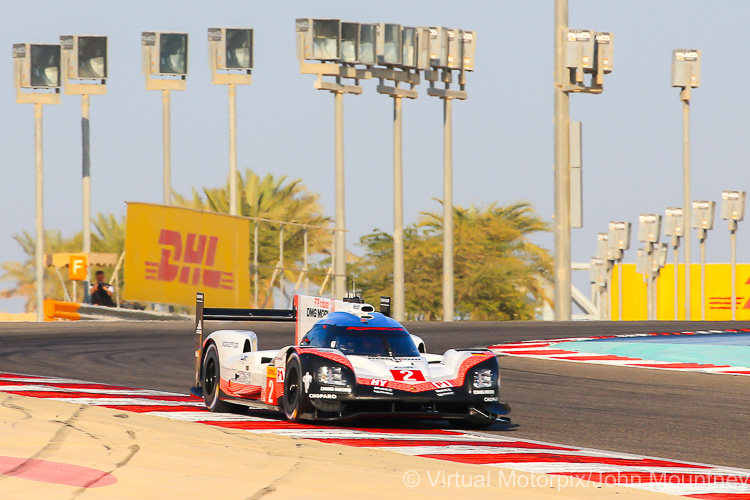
[610,263,750,321]
[124,203,250,307]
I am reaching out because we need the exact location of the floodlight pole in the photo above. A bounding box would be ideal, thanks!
[681,88,692,320]
[617,259,623,321]
[81,94,91,302]
[14,53,61,321]
[298,59,365,299]
[730,220,737,320]
[34,103,44,321]
[699,229,706,320]
[253,220,259,307]
[228,84,238,215]
[672,236,680,320]
[208,40,252,216]
[162,90,171,205]
[553,0,572,321]
[426,68,466,322]
[333,88,346,299]
[393,96,405,321]
[375,68,419,322]
[442,96,455,321]
[645,242,653,320]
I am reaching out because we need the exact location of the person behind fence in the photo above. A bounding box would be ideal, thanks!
[90,270,115,307]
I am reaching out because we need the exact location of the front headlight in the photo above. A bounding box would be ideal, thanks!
[316,366,348,386]
[472,368,494,389]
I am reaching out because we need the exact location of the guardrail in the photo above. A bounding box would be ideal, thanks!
[43,300,190,322]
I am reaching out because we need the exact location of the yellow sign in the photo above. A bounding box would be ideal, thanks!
[68,255,88,281]
[610,263,750,321]
[124,203,250,307]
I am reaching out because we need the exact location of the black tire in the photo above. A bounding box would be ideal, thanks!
[448,416,495,430]
[283,354,311,422]
[202,343,235,413]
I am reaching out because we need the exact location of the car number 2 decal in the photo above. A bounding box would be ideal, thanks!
[390,369,426,381]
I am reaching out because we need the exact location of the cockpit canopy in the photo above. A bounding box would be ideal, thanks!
[300,323,420,357]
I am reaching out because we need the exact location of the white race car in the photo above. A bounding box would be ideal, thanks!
[190,293,511,426]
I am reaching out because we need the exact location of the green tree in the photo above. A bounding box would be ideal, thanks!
[0,216,126,311]
[173,169,333,305]
[353,201,552,321]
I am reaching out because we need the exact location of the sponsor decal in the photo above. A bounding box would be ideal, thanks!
[320,386,352,393]
[266,366,277,378]
[302,372,313,393]
[306,307,329,318]
[145,230,234,290]
[372,386,393,395]
[472,389,495,395]
[435,388,454,397]
[484,396,499,402]
[390,369,426,382]
[222,341,239,349]
[432,380,453,389]
[309,393,337,399]
[371,379,389,387]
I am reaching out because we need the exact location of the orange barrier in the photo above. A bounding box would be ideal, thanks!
[43,300,82,321]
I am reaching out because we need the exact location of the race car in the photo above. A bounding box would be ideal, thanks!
[190,293,511,426]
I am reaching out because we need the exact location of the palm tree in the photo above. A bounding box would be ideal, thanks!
[173,169,333,304]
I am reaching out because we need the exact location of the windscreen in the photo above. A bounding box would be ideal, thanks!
[301,324,419,357]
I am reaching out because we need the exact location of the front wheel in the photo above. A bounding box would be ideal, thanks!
[283,354,311,422]
[202,343,235,413]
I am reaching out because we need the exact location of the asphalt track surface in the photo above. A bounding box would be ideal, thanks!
[0,319,748,469]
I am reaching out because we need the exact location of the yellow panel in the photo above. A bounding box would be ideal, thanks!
[611,263,750,321]
[124,203,250,308]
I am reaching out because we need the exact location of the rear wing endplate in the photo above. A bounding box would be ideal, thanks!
[193,292,296,387]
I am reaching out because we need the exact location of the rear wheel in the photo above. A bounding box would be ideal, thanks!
[202,343,235,413]
[283,354,311,422]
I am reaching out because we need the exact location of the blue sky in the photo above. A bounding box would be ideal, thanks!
[2,1,749,312]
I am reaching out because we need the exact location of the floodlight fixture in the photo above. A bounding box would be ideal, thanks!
[638,214,662,243]
[566,29,594,83]
[428,26,448,69]
[208,28,252,70]
[691,200,716,230]
[596,232,609,260]
[401,26,417,69]
[415,26,432,71]
[377,23,402,66]
[653,242,669,272]
[340,22,360,64]
[672,49,700,88]
[589,257,606,287]
[296,18,341,61]
[446,28,462,70]
[664,207,684,237]
[607,221,631,251]
[160,33,187,74]
[461,30,476,71]
[594,32,613,74]
[60,35,106,80]
[721,190,746,222]
[208,28,253,85]
[142,31,188,91]
[13,43,61,89]
[358,23,377,65]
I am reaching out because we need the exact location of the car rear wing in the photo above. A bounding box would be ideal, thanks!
[193,292,296,387]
